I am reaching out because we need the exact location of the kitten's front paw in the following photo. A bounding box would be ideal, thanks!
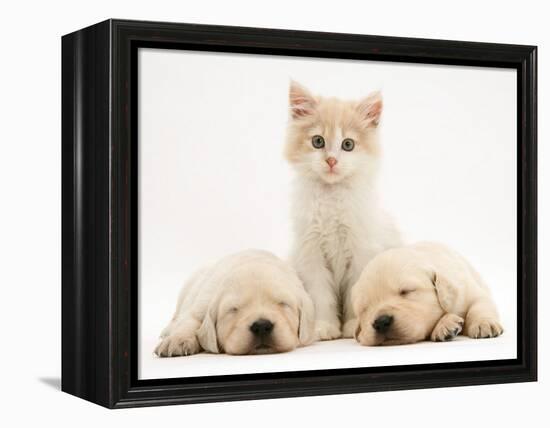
[431,314,464,342]
[315,320,342,340]
[342,318,358,338]
[465,318,503,339]
[154,334,201,357]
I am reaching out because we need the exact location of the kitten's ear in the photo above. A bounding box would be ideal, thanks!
[289,80,316,119]
[357,91,383,127]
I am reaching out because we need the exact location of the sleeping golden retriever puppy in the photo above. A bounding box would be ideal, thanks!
[352,242,503,346]
[155,250,316,357]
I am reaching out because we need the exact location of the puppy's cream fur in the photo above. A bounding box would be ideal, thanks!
[155,250,316,357]
[352,242,503,346]
[285,81,401,340]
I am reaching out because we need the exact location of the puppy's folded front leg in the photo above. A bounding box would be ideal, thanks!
[430,313,464,342]
[155,317,201,357]
[464,298,503,339]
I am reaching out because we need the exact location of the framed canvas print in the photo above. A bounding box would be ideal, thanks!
[61,19,537,408]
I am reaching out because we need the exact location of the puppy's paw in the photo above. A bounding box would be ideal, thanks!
[430,314,464,342]
[342,318,358,338]
[315,320,342,341]
[465,318,503,339]
[154,334,201,357]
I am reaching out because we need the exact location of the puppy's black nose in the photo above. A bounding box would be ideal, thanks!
[250,319,274,337]
[373,315,394,333]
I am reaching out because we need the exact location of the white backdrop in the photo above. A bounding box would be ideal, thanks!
[138,48,517,378]
[1,0,547,426]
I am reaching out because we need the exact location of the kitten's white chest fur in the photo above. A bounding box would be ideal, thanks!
[294,180,360,286]
[290,175,401,339]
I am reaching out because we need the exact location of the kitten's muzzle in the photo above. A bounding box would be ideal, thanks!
[326,157,338,168]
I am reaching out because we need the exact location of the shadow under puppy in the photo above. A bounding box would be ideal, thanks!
[352,242,503,346]
[155,250,316,357]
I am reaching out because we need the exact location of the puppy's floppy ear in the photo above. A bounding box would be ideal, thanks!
[196,301,220,354]
[431,270,460,314]
[354,323,362,341]
[297,288,316,345]
[351,281,364,317]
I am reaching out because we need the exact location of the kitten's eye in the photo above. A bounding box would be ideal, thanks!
[341,138,355,151]
[312,135,325,149]
[399,289,416,297]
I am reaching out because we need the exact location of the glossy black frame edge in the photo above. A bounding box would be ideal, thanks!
[61,18,537,409]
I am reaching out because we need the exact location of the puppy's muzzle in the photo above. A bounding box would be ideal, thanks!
[373,314,394,333]
[250,319,274,338]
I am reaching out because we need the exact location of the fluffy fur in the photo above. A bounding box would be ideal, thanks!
[352,242,503,346]
[155,250,316,356]
[285,81,401,340]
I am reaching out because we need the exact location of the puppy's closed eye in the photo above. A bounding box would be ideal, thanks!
[226,307,239,315]
[399,288,416,297]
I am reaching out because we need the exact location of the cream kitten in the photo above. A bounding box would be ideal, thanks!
[285,81,402,340]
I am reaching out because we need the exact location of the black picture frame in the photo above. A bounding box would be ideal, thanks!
[61,19,537,409]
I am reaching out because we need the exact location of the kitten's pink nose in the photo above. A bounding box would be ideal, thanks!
[326,157,338,168]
